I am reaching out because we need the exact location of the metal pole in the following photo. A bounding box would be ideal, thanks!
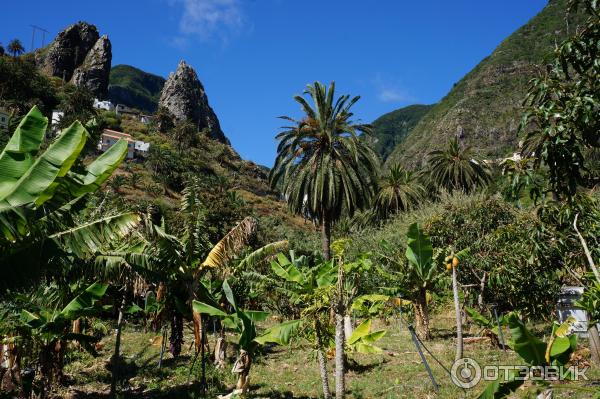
[408,324,439,392]
[492,305,506,351]
[200,318,207,393]
[30,26,36,52]
[398,294,403,332]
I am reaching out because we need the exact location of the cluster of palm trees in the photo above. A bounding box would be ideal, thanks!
[373,137,491,219]
[269,81,492,398]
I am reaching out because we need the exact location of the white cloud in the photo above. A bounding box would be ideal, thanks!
[373,74,414,104]
[378,88,411,103]
[169,0,244,43]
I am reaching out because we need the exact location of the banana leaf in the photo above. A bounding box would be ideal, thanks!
[405,223,435,284]
[0,106,47,198]
[0,121,87,209]
[255,319,302,346]
[60,282,108,319]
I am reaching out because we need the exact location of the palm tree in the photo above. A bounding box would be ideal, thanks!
[7,39,25,57]
[375,164,425,218]
[270,81,379,398]
[426,137,490,193]
[0,44,5,56]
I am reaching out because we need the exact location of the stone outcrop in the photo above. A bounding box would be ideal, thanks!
[71,36,112,98]
[158,60,229,144]
[38,22,112,98]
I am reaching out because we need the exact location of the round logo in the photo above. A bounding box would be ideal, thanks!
[451,357,482,389]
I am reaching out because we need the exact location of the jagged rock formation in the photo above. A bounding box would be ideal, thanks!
[71,36,111,98]
[158,60,229,144]
[38,22,112,98]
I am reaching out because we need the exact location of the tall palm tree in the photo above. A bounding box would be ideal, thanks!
[375,164,425,218]
[7,39,25,57]
[270,81,379,260]
[270,81,379,399]
[426,137,491,193]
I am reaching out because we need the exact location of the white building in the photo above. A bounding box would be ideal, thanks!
[50,111,64,133]
[93,99,115,112]
[140,114,152,125]
[98,129,150,160]
[134,140,150,156]
[0,109,10,132]
[99,129,135,159]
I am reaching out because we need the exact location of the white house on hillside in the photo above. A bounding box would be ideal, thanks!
[98,129,150,160]
[93,99,115,112]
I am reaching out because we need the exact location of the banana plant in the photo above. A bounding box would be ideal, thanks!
[477,314,578,399]
[266,252,387,398]
[19,282,108,394]
[404,223,443,340]
[193,280,300,394]
[346,319,386,354]
[465,307,507,348]
[0,106,137,289]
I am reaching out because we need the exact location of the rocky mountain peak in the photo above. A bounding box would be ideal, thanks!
[158,60,229,144]
[38,21,112,98]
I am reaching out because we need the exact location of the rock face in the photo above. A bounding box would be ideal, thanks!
[158,60,229,144]
[39,22,112,98]
[384,0,586,168]
[71,36,112,98]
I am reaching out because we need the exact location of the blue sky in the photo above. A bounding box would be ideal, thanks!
[3,0,548,166]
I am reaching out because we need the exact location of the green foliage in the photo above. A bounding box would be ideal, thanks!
[370,104,432,160]
[477,314,578,398]
[499,156,544,204]
[374,164,425,218]
[405,223,436,287]
[2,282,109,389]
[0,56,59,115]
[56,85,96,137]
[7,39,25,57]
[521,0,600,199]
[386,0,585,167]
[0,106,136,289]
[346,319,386,354]
[426,137,491,193]
[108,64,165,113]
[576,282,600,326]
[254,319,302,346]
[270,81,380,224]
[193,280,268,353]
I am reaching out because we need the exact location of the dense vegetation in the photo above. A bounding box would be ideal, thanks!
[108,65,166,113]
[370,104,431,160]
[385,0,588,167]
[1,1,600,398]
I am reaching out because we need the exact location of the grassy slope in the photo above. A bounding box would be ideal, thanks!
[386,0,584,167]
[99,114,317,252]
[108,65,165,113]
[60,312,598,398]
[371,104,433,161]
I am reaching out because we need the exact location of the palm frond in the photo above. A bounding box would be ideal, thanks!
[50,212,140,259]
[237,240,289,270]
[202,216,258,269]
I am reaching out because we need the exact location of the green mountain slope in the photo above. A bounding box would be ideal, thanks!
[108,65,165,113]
[386,0,585,167]
[371,104,432,160]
